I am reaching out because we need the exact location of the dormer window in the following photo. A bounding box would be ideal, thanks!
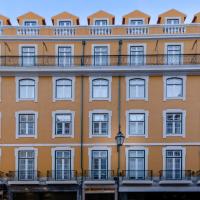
[129,19,144,25]
[0,20,2,26]
[58,20,72,26]
[95,19,108,26]
[24,21,37,26]
[166,18,180,25]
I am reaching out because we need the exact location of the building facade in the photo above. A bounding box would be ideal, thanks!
[0,9,200,200]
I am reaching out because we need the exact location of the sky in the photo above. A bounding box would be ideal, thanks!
[0,0,199,25]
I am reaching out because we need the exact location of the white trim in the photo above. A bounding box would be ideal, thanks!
[89,76,112,101]
[126,76,148,101]
[51,147,74,172]
[163,109,186,138]
[15,77,38,102]
[52,110,75,138]
[128,18,145,25]
[93,18,109,25]
[165,17,181,24]
[57,19,73,26]
[163,76,186,101]
[15,147,38,172]
[126,109,149,138]
[127,43,147,65]
[92,44,110,65]
[22,20,38,26]
[162,146,186,171]
[15,110,38,139]
[89,109,112,138]
[125,146,149,171]
[52,77,75,102]
[88,146,112,171]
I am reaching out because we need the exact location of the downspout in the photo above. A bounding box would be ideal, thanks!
[118,40,122,65]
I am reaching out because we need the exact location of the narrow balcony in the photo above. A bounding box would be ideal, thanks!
[84,170,115,185]
[89,26,112,35]
[121,170,153,185]
[126,26,149,35]
[46,170,78,184]
[17,26,40,36]
[159,170,192,185]
[163,25,186,34]
[53,27,76,36]
[7,170,40,185]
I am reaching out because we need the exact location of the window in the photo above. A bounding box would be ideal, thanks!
[129,45,145,65]
[128,150,145,180]
[166,77,183,99]
[55,114,72,136]
[93,46,109,66]
[58,46,72,67]
[95,20,108,26]
[129,78,145,99]
[129,113,145,136]
[58,20,72,26]
[55,79,72,100]
[24,21,37,26]
[91,150,108,180]
[21,46,36,66]
[55,150,71,180]
[129,19,144,25]
[166,18,180,25]
[166,44,182,65]
[92,113,108,136]
[19,114,35,136]
[91,78,110,100]
[19,79,35,100]
[166,113,182,135]
[18,150,35,181]
[165,150,182,180]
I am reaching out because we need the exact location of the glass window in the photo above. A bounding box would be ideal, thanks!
[55,150,71,180]
[92,79,109,99]
[129,78,145,99]
[93,46,108,66]
[59,20,72,26]
[58,46,72,67]
[55,79,72,99]
[166,78,183,98]
[18,150,35,180]
[166,45,182,65]
[19,114,35,136]
[129,46,145,65]
[92,113,109,136]
[21,46,36,66]
[95,20,108,26]
[166,19,180,25]
[166,113,182,135]
[129,113,145,136]
[19,79,35,100]
[129,20,144,25]
[91,150,108,179]
[24,21,37,26]
[55,114,72,136]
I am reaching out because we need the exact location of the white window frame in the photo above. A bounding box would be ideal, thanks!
[89,77,112,101]
[165,17,181,24]
[88,146,112,171]
[15,147,38,173]
[162,146,186,172]
[57,19,73,26]
[164,43,184,65]
[163,76,186,101]
[126,110,149,138]
[92,44,110,66]
[51,147,74,172]
[125,146,149,171]
[15,111,38,139]
[55,44,74,66]
[89,110,112,138]
[23,20,38,26]
[93,18,109,25]
[128,44,146,65]
[16,77,38,102]
[128,18,145,25]
[52,77,75,102]
[163,109,186,138]
[126,76,148,101]
[52,110,75,138]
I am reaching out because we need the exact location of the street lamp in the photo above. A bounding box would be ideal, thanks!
[115,130,125,200]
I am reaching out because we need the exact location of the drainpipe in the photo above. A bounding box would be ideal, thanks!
[81,40,86,66]
[118,40,123,65]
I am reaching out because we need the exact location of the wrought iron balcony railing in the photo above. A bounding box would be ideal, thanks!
[159,170,192,181]
[47,170,77,181]
[0,54,200,67]
[84,170,114,181]
[7,170,40,181]
[122,170,153,181]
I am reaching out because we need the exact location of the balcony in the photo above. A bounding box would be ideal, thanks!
[121,170,153,185]
[7,170,40,185]
[163,25,186,34]
[84,170,115,185]
[46,170,78,184]
[53,27,76,36]
[126,26,149,35]
[17,27,40,36]
[89,26,112,35]
[159,170,192,185]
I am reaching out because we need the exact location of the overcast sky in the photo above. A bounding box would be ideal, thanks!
[0,0,199,25]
